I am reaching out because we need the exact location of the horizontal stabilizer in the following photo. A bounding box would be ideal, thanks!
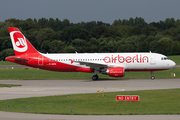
[6,56,29,61]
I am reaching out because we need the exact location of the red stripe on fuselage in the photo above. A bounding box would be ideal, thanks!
[6,54,90,72]
[29,55,81,72]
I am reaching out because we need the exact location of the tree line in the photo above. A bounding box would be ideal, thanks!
[0,17,180,60]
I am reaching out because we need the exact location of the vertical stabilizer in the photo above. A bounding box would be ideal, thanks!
[8,27,39,56]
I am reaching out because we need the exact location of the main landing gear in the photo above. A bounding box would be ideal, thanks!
[92,70,99,81]
[151,71,155,80]
[92,74,99,80]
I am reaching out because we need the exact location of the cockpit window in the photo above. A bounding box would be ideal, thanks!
[161,57,169,60]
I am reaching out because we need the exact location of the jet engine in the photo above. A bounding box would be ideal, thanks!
[102,67,125,77]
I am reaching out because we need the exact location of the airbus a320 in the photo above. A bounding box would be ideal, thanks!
[6,27,176,80]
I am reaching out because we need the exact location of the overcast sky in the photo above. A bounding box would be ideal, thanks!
[0,0,180,24]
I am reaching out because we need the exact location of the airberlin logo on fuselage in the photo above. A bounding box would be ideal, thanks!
[104,54,149,63]
[10,31,28,52]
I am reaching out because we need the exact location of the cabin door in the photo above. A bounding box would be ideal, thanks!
[150,54,156,65]
[38,55,44,66]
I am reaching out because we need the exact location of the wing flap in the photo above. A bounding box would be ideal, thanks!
[76,61,107,67]
[79,61,106,67]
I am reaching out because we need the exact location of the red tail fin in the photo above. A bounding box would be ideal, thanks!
[8,27,39,56]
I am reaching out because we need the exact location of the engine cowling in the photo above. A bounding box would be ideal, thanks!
[102,67,125,77]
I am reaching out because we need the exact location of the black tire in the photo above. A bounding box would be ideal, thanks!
[96,75,99,80]
[151,76,155,80]
[92,75,98,81]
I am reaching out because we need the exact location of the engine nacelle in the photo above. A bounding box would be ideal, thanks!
[102,67,125,77]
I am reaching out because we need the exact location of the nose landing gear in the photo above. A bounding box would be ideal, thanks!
[151,71,155,80]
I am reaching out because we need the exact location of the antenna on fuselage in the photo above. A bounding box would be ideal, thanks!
[75,51,77,54]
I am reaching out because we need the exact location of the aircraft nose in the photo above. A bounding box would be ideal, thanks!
[171,60,176,68]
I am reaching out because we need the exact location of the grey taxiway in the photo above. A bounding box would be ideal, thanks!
[0,79,180,120]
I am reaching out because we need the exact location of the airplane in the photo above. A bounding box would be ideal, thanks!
[6,27,176,80]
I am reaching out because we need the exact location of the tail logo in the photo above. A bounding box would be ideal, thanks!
[16,38,26,47]
[10,31,28,52]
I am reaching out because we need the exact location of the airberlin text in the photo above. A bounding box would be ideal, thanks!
[104,54,149,63]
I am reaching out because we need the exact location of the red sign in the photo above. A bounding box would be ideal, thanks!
[116,95,140,101]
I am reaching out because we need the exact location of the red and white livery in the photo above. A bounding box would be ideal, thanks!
[6,27,176,80]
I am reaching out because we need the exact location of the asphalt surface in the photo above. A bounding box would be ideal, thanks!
[0,79,180,120]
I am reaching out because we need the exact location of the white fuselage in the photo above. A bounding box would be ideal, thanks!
[42,52,176,71]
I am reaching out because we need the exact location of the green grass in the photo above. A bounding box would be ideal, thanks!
[0,89,180,115]
[0,67,179,80]
[0,61,20,65]
[0,84,21,87]
[168,55,180,65]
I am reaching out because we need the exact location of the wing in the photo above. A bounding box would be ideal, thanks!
[75,61,126,71]
[76,61,107,70]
